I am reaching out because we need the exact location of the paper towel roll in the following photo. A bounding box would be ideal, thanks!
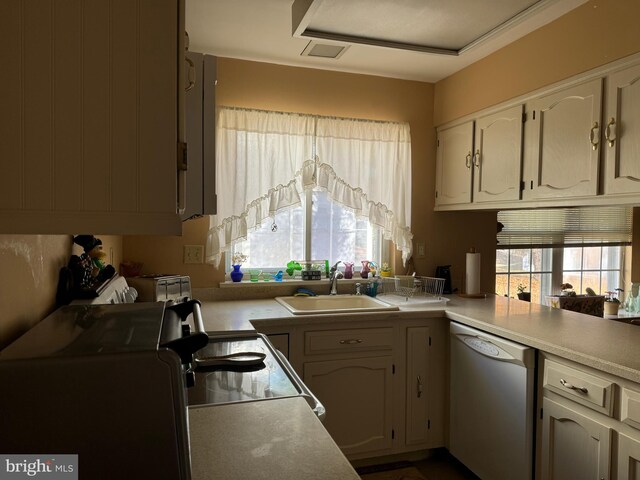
[466,252,481,295]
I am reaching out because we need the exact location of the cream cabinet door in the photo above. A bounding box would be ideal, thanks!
[435,121,474,206]
[541,397,611,480]
[473,104,524,203]
[603,63,640,195]
[528,79,603,199]
[303,356,393,457]
[618,432,640,480]
[0,0,182,235]
[406,326,429,445]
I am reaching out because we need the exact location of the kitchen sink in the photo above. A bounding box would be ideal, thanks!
[275,295,399,315]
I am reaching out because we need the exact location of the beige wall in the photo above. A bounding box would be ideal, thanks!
[434,0,640,125]
[123,217,215,286]
[0,234,122,349]
[125,58,497,293]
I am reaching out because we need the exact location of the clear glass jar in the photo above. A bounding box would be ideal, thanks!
[624,283,640,313]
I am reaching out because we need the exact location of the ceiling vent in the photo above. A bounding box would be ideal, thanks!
[301,40,349,59]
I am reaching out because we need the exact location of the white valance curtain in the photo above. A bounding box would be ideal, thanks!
[206,107,413,265]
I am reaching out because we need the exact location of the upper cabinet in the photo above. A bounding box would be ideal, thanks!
[434,53,640,211]
[473,104,524,203]
[435,105,524,207]
[603,63,640,195]
[527,79,603,200]
[0,0,184,235]
[435,121,474,206]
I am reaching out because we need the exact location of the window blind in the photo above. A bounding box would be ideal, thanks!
[497,206,633,248]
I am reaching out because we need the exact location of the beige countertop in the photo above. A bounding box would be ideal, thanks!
[188,398,360,480]
[199,293,640,383]
[190,292,640,479]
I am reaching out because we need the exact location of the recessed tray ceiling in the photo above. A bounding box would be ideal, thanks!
[294,0,557,55]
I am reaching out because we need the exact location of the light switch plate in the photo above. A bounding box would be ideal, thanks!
[184,245,204,264]
[416,242,425,258]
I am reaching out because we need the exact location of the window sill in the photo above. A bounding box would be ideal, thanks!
[219,278,372,288]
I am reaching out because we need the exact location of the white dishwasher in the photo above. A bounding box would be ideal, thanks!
[449,322,535,480]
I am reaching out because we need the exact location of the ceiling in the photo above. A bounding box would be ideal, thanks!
[186,0,587,83]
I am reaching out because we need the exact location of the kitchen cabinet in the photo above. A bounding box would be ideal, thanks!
[524,78,603,200]
[0,0,184,235]
[405,326,430,445]
[304,356,394,457]
[302,327,394,457]
[540,397,612,480]
[183,52,217,220]
[603,63,640,195]
[473,104,524,203]
[538,354,640,480]
[618,432,640,480]
[435,121,474,206]
[255,317,447,461]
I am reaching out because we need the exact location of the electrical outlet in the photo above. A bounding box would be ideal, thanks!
[184,245,204,264]
[416,241,426,258]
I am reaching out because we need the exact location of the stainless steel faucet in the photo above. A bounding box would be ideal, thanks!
[329,261,343,295]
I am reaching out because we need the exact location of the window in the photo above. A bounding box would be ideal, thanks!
[209,108,412,268]
[562,246,623,294]
[230,190,382,271]
[496,248,553,303]
[496,246,626,304]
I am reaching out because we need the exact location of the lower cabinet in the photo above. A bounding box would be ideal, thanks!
[303,356,394,457]
[539,354,640,480]
[406,326,430,445]
[540,397,612,480]
[260,318,447,461]
[618,433,640,480]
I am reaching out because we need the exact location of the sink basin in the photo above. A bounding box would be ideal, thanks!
[275,295,399,315]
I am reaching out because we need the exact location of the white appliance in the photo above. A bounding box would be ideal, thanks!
[449,322,535,480]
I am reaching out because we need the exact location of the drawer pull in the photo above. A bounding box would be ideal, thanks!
[560,378,588,394]
[339,339,363,345]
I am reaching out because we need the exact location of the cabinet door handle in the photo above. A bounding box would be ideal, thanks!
[604,117,616,147]
[589,121,599,150]
[417,375,423,398]
[465,152,472,168]
[473,149,480,167]
[339,339,363,345]
[185,57,196,92]
[560,378,588,394]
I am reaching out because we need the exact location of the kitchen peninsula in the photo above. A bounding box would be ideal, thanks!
[192,293,640,479]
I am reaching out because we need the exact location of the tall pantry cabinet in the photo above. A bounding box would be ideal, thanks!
[0,0,184,235]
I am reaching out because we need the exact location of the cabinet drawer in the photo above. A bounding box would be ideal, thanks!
[543,359,614,416]
[305,328,393,355]
[622,387,640,430]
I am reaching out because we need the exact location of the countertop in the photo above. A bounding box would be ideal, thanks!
[189,398,360,480]
[191,292,640,478]
[199,294,640,383]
